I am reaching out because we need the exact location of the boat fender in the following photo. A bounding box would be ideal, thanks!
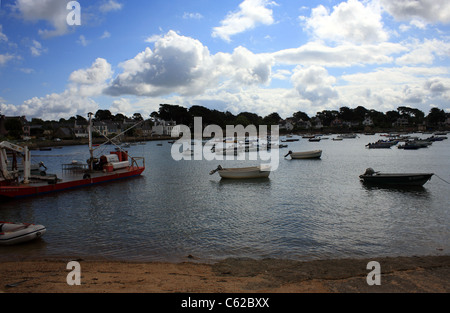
[83,173,91,180]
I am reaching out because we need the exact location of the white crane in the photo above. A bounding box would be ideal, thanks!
[0,141,31,184]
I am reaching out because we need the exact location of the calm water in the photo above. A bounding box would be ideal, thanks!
[1,134,449,263]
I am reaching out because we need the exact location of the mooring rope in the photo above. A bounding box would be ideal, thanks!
[434,174,450,185]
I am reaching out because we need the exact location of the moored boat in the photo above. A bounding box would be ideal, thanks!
[398,142,427,149]
[209,165,271,179]
[0,113,145,200]
[0,222,46,245]
[284,150,322,159]
[366,142,392,149]
[366,140,397,149]
[359,168,433,186]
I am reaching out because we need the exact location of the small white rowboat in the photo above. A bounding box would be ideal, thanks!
[0,222,46,245]
[284,150,322,159]
[209,165,271,179]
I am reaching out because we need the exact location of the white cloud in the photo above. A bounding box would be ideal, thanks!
[0,25,8,42]
[338,66,450,112]
[19,91,98,120]
[273,41,406,67]
[395,39,450,66]
[100,31,111,39]
[222,46,273,85]
[0,54,15,66]
[30,40,47,56]
[77,35,89,47]
[13,0,123,37]
[2,58,113,120]
[304,0,389,44]
[99,0,123,13]
[106,31,274,97]
[183,12,204,20]
[291,65,338,105]
[381,0,450,24]
[69,58,113,97]
[14,0,70,37]
[106,31,216,96]
[212,0,277,42]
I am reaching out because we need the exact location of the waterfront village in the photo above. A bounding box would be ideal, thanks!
[1,104,449,148]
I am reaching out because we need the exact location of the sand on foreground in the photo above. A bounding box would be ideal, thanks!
[0,255,448,293]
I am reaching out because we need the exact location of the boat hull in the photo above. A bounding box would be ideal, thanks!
[218,167,270,179]
[359,173,433,186]
[0,166,145,199]
[0,222,46,245]
[290,150,322,159]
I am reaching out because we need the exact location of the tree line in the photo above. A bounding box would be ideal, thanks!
[1,104,448,140]
[149,104,448,130]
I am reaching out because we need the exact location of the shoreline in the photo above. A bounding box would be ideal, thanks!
[1,255,448,293]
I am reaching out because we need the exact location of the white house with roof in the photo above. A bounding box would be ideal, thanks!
[151,119,176,136]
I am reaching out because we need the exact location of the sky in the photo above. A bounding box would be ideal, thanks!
[0,0,449,121]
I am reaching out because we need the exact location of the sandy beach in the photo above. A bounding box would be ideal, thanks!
[1,255,448,293]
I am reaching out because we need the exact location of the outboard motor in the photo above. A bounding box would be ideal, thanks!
[364,168,375,176]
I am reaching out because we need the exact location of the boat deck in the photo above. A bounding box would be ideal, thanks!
[0,166,145,199]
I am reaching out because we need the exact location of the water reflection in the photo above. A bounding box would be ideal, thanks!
[361,183,431,198]
[215,177,271,186]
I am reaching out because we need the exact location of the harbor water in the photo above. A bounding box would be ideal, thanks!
[1,134,449,263]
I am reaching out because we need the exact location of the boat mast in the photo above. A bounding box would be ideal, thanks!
[88,112,94,171]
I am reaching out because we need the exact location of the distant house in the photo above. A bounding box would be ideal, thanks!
[393,117,409,127]
[92,121,120,137]
[312,117,323,129]
[278,119,294,131]
[0,115,30,138]
[141,120,153,136]
[74,120,89,138]
[152,119,176,136]
[296,119,311,129]
[331,118,343,127]
[54,127,75,139]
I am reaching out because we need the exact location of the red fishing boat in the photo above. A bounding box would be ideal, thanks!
[0,113,145,199]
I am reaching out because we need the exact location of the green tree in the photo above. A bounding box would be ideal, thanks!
[234,115,250,127]
[262,112,281,125]
[132,113,143,121]
[292,111,310,122]
[158,104,190,125]
[94,109,113,121]
[5,118,23,139]
[316,110,338,126]
[427,108,446,126]
[339,106,355,121]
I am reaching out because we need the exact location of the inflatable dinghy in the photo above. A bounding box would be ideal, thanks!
[0,222,46,245]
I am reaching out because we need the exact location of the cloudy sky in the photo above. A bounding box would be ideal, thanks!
[0,0,449,120]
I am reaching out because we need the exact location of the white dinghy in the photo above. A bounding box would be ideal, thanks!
[209,165,271,179]
[0,222,46,245]
[284,150,322,159]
